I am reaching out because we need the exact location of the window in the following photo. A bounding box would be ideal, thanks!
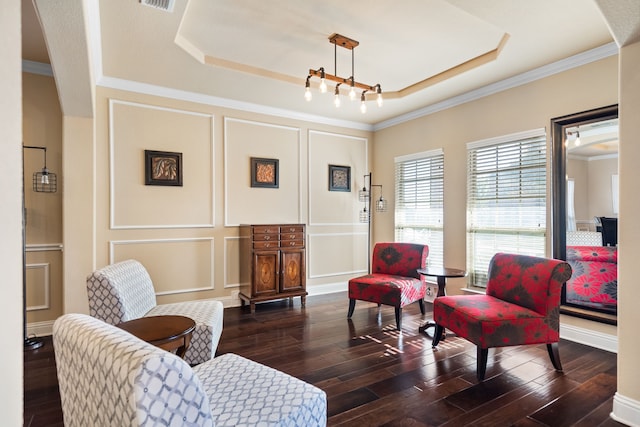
[395,149,444,269]
[467,129,546,287]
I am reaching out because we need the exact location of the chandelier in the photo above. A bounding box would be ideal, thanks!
[305,33,382,113]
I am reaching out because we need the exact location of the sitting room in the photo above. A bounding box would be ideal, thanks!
[5,1,640,426]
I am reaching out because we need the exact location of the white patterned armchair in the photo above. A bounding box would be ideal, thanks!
[53,314,327,427]
[86,259,223,365]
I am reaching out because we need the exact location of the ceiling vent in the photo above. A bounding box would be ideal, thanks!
[140,0,175,12]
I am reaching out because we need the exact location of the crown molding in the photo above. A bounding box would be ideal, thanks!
[97,76,374,132]
[373,42,619,131]
[31,39,617,134]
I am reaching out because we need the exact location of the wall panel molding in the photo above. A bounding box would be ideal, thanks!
[109,99,215,229]
[25,262,50,311]
[110,237,214,296]
[308,130,368,226]
[307,232,367,279]
[223,117,302,226]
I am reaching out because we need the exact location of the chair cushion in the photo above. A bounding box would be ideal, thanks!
[193,353,327,427]
[148,300,224,365]
[433,294,558,348]
[348,273,426,308]
[371,242,428,278]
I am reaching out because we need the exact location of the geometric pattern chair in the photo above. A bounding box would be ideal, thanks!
[53,313,327,427]
[87,259,224,365]
[348,242,429,330]
[432,253,573,381]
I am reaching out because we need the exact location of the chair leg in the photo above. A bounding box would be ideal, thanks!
[347,299,356,318]
[477,347,488,381]
[547,342,563,371]
[431,324,444,347]
[394,307,402,330]
[418,298,425,315]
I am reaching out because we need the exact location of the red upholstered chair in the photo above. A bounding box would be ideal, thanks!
[347,242,429,330]
[432,253,572,381]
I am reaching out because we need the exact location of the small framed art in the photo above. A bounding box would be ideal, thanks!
[329,164,351,192]
[144,150,183,186]
[250,157,279,188]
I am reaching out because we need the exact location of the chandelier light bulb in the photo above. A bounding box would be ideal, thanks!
[360,92,367,114]
[304,77,312,101]
[319,78,327,93]
[334,94,341,108]
[319,68,327,93]
[349,85,356,101]
[377,93,383,107]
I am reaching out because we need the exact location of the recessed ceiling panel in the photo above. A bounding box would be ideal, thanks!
[176,0,505,91]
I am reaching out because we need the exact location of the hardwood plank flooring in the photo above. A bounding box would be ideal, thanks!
[24,292,625,426]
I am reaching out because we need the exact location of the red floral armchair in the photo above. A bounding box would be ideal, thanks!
[432,253,572,381]
[565,246,617,314]
[347,242,429,330]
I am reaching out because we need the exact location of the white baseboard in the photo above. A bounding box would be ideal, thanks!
[27,320,54,338]
[307,281,347,296]
[612,392,640,426]
[559,323,618,353]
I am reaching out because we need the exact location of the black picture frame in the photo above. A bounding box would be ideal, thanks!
[250,157,279,188]
[144,150,183,186]
[329,164,351,192]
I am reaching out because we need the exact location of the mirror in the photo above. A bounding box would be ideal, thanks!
[551,105,618,325]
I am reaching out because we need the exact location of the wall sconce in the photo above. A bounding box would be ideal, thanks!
[360,173,387,272]
[565,128,581,148]
[23,145,57,193]
[359,172,387,222]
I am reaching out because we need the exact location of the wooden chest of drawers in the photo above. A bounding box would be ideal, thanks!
[239,224,306,313]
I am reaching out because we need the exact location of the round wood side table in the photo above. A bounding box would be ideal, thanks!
[116,315,196,359]
[417,267,467,336]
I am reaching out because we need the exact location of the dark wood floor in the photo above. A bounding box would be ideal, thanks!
[25,292,624,426]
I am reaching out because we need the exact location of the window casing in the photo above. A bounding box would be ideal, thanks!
[466,129,547,288]
[395,149,444,269]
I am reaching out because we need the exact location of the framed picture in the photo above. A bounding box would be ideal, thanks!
[329,164,351,192]
[251,157,279,188]
[144,150,183,186]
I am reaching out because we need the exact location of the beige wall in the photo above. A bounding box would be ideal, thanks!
[53,87,373,314]
[373,57,619,337]
[568,156,618,226]
[1,1,24,424]
[22,72,63,326]
[616,38,640,418]
[587,157,618,218]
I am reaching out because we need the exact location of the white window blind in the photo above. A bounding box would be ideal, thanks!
[466,130,546,287]
[395,149,444,269]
